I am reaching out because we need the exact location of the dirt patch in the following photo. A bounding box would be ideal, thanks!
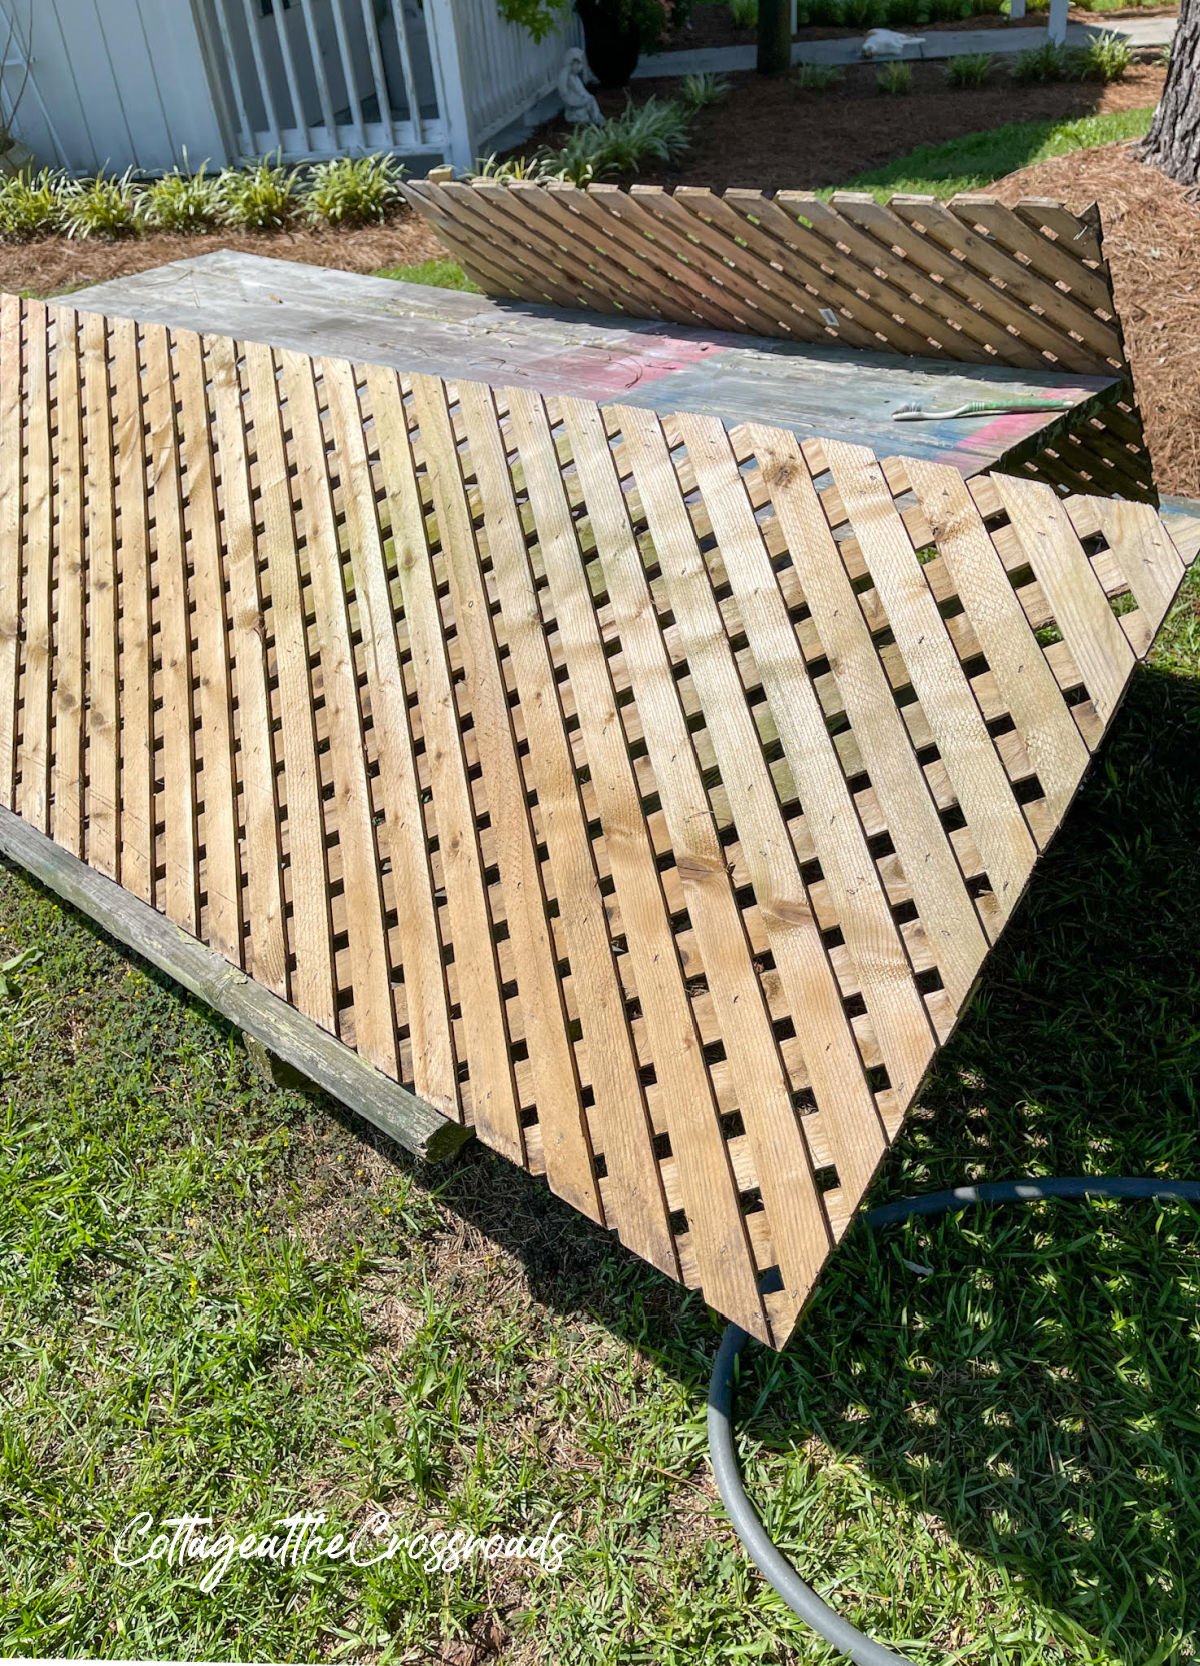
[2,206,444,300]
[583,60,1163,190]
[992,139,1200,499]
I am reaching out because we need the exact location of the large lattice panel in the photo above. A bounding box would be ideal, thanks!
[0,292,1189,1347]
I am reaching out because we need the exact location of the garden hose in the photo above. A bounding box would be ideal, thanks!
[707,1176,1200,1666]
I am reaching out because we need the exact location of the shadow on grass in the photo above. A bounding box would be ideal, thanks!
[428,655,1200,1656]
[6,635,1196,1656]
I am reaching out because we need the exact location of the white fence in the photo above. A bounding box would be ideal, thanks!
[0,0,576,176]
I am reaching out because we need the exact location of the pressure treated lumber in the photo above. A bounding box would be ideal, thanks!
[0,290,1189,1347]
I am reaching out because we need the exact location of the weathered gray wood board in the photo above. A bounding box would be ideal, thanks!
[69,250,1117,480]
[0,807,468,1162]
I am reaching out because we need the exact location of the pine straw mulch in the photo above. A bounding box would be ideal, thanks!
[993,140,1200,499]
[0,207,445,301]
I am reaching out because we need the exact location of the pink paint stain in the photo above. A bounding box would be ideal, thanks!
[524,331,725,398]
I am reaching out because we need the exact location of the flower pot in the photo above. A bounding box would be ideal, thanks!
[576,0,641,87]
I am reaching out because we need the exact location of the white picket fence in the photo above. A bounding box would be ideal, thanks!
[0,0,577,176]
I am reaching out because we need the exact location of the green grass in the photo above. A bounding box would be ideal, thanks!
[846,105,1154,197]
[374,257,479,292]
[4,557,1200,1660]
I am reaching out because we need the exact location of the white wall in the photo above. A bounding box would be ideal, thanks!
[0,0,231,174]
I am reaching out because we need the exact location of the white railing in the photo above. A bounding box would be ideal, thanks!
[197,0,448,161]
[429,0,580,167]
[196,0,577,172]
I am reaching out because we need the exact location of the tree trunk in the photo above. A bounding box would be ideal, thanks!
[1138,0,1200,186]
[757,0,791,74]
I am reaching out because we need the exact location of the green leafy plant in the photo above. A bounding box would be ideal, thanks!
[0,946,39,999]
[729,0,758,27]
[62,171,139,239]
[494,0,568,39]
[219,158,298,230]
[843,0,883,23]
[471,151,566,181]
[552,97,692,183]
[304,153,405,226]
[885,0,928,24]
[681,72,730,109]
[927,0,970,17]
[1075,30,1132,81]
[793,61,844,91]
[0,168,65,239]
[876,60,914,93]
[945,51,994,85]
[1011,39,1072,81]
[138,161,221,233]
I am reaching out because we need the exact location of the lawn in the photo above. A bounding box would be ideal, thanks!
[846,104,1154,195]
[5,116,1200,1666]
[4,566,1199,1664]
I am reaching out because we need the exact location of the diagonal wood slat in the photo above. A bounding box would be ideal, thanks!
[400,181,1126,376]
[0,291,1192,1347]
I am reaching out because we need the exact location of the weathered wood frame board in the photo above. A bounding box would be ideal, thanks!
[67,250,1118,485]
[401,180,1154,502]
[0,291,1190,1346]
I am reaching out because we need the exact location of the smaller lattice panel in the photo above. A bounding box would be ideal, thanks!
[1,293,1191,1347]
[401,181,1127,377]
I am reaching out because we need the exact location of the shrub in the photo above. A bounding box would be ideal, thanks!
[973,0,1005,12]
[945,51,994,85]
[729,0,757,26]
[886,0,927,24]
[304,153,405,225]
[1011,40,1071,81]
[876,60,914,93]
[681,71,730,108]
[793,61,844,90]
[138,162,221,233]
[842,0,883,23]
[1076,31,1132,81]
[0,168,66,239]
[927,0,970,17]
[555,96,692,183]
[471,151,566,181]
[62,171,138,238]
[219,158,298,229]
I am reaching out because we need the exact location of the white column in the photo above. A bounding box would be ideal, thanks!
[425,0,476,173]
[1047,0,1069,41]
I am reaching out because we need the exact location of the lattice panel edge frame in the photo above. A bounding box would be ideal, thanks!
[0,293,1190,1347]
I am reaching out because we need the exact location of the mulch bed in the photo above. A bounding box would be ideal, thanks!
[0,210,445,304]
[593,61,1164,189]
[994,139,1200,499]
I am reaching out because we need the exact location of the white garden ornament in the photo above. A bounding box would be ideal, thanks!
[860,27,927,55]
[558,48,603,126]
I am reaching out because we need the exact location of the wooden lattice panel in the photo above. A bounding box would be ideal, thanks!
[1,293,1190,1347]
[401,181,1127,377]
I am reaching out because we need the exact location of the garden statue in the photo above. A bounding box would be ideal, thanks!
[861,27,926,55]
[558,47,603,125]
